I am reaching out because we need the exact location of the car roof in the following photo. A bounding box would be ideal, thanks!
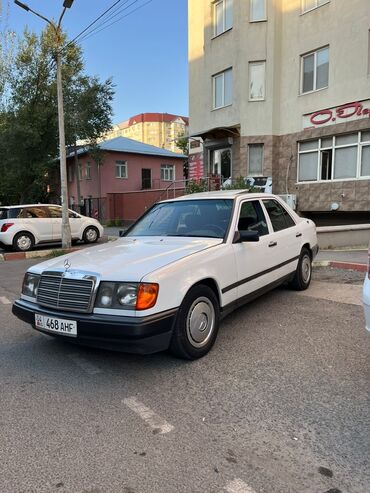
[0,204,61,209]
[161,190,277,202]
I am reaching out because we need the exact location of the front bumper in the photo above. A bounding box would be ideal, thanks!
[12,299,177,354]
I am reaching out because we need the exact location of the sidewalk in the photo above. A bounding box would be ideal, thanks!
[315,248,368,272]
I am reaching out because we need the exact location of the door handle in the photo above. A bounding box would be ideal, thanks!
[296,233,302,238]
[269,241,277,247]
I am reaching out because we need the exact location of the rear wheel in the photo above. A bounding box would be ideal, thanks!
[13,232,35,252]
[83,226,99,244]
[289,247,312,291]
[169,284,220,360]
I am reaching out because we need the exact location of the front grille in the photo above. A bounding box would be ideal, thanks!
[37,271,96,313]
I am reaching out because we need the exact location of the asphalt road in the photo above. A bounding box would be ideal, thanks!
[0,261,369,493]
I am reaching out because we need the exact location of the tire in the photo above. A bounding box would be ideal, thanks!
[13,232,35,252]
[289,247,312,291]
[83,226,99,244]
[169,284,220,360]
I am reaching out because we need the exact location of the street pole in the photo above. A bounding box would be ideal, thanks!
[56,45,71,248]
[14,0,73,248]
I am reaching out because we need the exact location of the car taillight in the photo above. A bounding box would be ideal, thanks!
[1,223,14,232]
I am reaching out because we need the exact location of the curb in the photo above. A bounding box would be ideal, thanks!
[313,260,367,273]
[0,236,117,262]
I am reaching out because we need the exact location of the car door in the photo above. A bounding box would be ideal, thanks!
[231,199,280,302]
[69,209,83,239]
[261,198,301,278]
[23,206,53,242]
[48,206,63,241]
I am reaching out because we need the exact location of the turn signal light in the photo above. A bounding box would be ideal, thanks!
[1,223,14,232]
[136,283,159,310]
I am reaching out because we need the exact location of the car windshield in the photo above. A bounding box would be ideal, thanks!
[0,208,9,220]
[125,199,234,239]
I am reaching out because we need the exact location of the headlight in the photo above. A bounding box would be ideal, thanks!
[22,272,40,299]
[95,282,159,310]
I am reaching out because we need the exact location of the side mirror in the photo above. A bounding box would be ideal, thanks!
[233,230,260,243]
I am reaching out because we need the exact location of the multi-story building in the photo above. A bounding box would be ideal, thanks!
[105,113,189,154]
[189,0,370,224]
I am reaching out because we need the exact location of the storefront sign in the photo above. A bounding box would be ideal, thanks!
[188,152,204,180]
[303,100,370,129]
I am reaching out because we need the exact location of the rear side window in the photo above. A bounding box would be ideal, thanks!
[0,209,9,220]
[263,200,296,232]
[7,208,23,219]
[24,207,49,219]
[238,200,269,236]
[48,206,62,218]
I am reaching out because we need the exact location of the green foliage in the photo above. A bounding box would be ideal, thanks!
[222,176,259,192]
[107,218,123,227]
[0,24,114,205]
[174,133,189,155]
[186,179,209,194]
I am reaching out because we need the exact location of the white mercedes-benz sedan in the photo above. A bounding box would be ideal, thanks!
[13,191,318,359]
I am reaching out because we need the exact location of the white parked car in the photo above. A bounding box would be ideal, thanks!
[0,204,103,252]
[13,192,318,359]
[363,248,370,333]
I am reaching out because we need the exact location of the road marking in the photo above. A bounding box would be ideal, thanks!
[225,479,257,493]
[297,281,362,306]
[123,396,174,434]
[0,296,11,305]
[67,353,102,375]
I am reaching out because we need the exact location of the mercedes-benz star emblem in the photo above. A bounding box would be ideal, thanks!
[64,259,71,271]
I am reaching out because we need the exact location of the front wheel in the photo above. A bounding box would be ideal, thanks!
[83,226,99,244]
[289,247,312,291]
[169,284,220,360]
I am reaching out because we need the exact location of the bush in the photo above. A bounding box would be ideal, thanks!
[186,179,209,194]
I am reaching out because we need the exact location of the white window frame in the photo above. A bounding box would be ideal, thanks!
[250,0,267,22]
[297,132,370,184]
[248,144,264,176]
[161,164,175,182]
[85,162,91,180]
[300,46,329,94]
[116,160,128,179]
[249,61,266,101]
[301,0,330,14]
[212,68,233,110]
[213,0,233,37]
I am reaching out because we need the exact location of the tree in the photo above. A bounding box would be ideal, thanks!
[0,25,114,205]
[174,134,189,155]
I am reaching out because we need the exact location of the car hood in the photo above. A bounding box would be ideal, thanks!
[29,237,223,281]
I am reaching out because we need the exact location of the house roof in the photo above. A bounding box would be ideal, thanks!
[67,136,187,160]
[118,112,189,129]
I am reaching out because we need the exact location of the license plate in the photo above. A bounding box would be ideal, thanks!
[35,314,77,337]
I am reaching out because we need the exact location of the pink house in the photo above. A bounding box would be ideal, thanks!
[66,137,186,222]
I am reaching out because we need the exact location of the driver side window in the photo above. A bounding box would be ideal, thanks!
[238,200,269,236]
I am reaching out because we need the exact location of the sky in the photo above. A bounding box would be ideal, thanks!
[5,0,188,123]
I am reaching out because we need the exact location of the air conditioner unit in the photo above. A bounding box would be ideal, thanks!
[278,194,297,210]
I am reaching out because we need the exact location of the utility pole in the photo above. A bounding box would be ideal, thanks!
[14,0,74,248]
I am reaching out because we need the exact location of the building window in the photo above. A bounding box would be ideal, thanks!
[213,68,233,109]
[210,148,232,179]
[78,163,83,181]
[298,132,370,182]
[248,144,264,175]
[302,0,329,14]
[67,165,74,183]
[116,160,128,179]
[249,61,266,100]
[250,0,266,21]
[85,162,91,180]
[301,46,329,94]
[213,0,233,37]
[161,164,175,181]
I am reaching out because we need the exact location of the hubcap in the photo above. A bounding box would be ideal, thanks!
[86,228,97,242]
[186,296,215,348]
[301,255,311,283]
[17,235,31,251]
